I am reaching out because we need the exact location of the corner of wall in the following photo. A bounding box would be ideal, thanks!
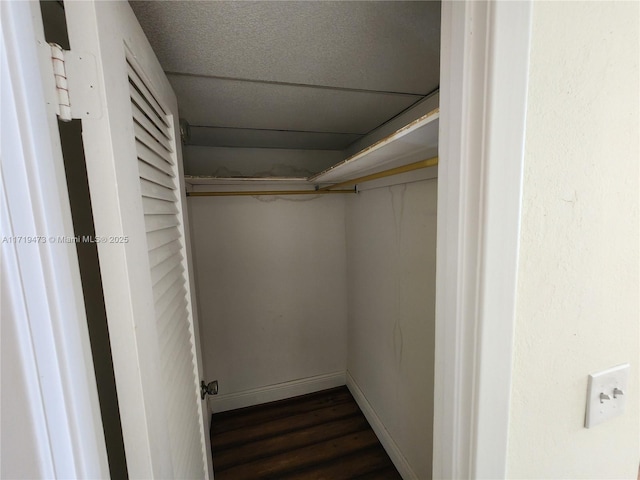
[346,372,418,480]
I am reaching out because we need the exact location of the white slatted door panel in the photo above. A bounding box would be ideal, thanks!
[128,58,205,479]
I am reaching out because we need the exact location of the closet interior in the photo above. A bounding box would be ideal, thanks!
[131,2,441,478]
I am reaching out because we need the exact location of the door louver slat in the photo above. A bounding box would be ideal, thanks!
[132,104,173,151]
[146,226,181,251]
[150,253,183,287]
[155,279,187,325]
[141,197,179,215]
[138,161,175,190]
[134,123,174,160]
[130,85,172,139]
[127,63,170,128]
[129,88,171,142]
[157,297,189,335]
[145,214,180,233]
[136,141,175,176]
[140,178,178,202]
[153,265,184,300]
[148,239,182,269]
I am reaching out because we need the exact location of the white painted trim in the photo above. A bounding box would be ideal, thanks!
[472,3,532,476]
[0,2,109,478]
[433,1,532,478]
[1,169,56,480]
[346,372,417,480]
[210,372,346,413]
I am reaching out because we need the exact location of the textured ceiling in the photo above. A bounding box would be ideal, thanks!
[130,1,440,151]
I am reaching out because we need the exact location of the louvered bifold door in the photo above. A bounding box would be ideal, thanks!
[128,56,205,479]
[63,2,211,477]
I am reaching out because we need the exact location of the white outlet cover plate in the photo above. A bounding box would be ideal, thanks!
[585,363,630,428]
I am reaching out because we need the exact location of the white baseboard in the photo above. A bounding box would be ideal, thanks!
[209,371,346,413]
[346,372,418,480]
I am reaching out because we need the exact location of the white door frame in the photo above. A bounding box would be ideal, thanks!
[3,0,533,477]
[1,1,109,478]
[433,1,533,478]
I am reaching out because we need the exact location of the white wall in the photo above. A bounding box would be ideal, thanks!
[185,145,344,178]
[345,180,437,479]
[188,195,348,410]
[507,2,639,478]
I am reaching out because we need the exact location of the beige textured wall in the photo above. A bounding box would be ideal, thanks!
[508,2,639,478]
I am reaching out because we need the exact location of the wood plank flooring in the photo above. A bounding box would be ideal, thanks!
[211,386,402,479]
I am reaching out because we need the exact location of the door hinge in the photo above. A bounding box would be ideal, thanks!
[45,43,102,122]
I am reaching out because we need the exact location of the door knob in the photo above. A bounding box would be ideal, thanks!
[200,380,218,400]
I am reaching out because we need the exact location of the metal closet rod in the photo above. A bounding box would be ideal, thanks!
[320,156,439,191]
[186,155,439,197]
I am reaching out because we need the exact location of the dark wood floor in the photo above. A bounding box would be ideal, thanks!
[210,386,402,479]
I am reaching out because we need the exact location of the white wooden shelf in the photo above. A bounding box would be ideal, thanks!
[184,108,438,194]
[309,108,439,184]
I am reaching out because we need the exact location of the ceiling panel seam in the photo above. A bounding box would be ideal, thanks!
[191,144,345,152]
[165,71,428,97]
[189,125,364,136]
